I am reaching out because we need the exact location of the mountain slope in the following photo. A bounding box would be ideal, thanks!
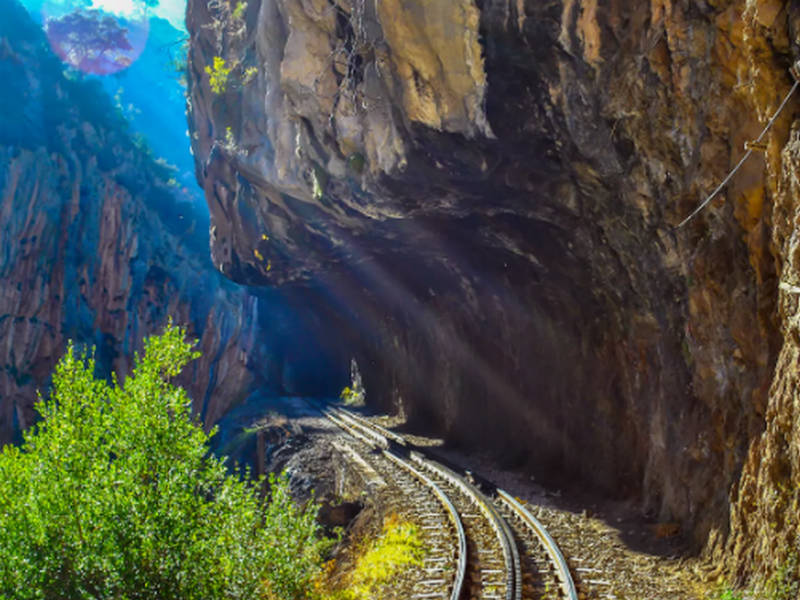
[0,0,261,443]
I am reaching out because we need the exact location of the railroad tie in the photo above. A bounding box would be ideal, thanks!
[327,406,581,600]
[418,579,447,586]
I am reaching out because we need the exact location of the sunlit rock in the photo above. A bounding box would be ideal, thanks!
[186,0,800,583]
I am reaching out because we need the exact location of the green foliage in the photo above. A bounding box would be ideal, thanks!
[339,359,365,406]
[764,553,799,600]
[243,66,259,85]
[339,387,363,407]
[712,552,799,600]
[343,514,426,600]
[206,55,231,94]
[0,324,330,600]
[169,40,190,86]
[231,1,248,23]
[220,125,246,158]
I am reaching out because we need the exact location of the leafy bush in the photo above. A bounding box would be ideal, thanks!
[0,324,329,600]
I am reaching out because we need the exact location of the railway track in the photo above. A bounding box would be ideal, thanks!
[321,404,578,600]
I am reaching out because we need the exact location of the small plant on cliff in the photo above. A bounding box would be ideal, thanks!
[0,324,330,600]
[205,0,248,49]
[764,552,799,600]
[340,358,365,406]
[231,0,247,25]
[206,55,232,94]
[712,551,799,600]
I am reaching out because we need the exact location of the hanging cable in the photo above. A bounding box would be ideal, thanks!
[676,67,800,229]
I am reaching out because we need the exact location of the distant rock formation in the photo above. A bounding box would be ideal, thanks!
[0,0,262,444]
[186,0,800,582]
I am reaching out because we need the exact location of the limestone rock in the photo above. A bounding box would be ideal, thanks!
[187,0,800,582]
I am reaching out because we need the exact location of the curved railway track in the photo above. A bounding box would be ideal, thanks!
[321,404,578,600]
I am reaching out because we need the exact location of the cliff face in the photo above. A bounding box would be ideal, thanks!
[187,0,800,582]
[0,0,263,444]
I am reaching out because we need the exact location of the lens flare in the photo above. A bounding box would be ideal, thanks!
[43,0,149,75]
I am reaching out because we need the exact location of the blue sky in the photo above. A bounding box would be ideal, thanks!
[95,0,186,30]
[152,0,185,30]
[31,0,187,31]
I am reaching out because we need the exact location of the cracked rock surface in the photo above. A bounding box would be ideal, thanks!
[187,0,800,583]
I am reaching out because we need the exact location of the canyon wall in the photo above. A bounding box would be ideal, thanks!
[0,0,266,444]
[186,0,800,583]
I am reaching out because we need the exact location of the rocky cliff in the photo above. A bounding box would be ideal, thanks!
[0,0,266,445]
[187,0,800,584]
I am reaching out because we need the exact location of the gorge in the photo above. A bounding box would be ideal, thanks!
[0,0,344,446]
[2,0,800,592]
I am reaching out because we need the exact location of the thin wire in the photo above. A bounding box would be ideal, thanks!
[676,79,799,228]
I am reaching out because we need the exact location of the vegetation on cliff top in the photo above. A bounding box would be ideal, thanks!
[0,324,331,600]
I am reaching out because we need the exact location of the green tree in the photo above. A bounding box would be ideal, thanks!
[0,324,329,600]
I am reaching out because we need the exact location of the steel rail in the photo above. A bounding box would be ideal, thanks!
[493,499,523,600]
[326,409,389,449]
[496,490,578,600]
[329,406,407,447]
[410,452,518,600]
[328,405,578,600]
[327,406,518,600]
[380,451,467,600]
[323,409,467,600]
